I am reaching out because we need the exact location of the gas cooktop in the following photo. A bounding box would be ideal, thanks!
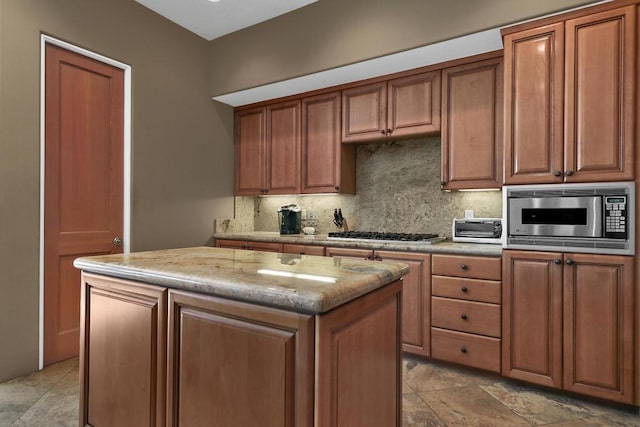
[327,231,445,244]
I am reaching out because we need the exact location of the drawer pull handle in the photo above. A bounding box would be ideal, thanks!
[460,346,467,354]
[461,286,468,293]
[460,264,468,270]
[461,314,468,320]
[554,259,562,265]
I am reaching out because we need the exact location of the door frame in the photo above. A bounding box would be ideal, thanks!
[39,35,132,369]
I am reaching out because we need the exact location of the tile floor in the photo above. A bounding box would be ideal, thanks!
[1,355,639,426]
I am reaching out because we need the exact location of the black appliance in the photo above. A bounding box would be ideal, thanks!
[278,204,302,235]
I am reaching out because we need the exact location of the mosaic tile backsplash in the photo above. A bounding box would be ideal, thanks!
[216,137,503,238]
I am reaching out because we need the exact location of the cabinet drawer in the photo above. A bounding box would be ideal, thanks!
[432,276,501,304]
[431,327,501,373]
[432,255,501,280]
[432,297,501,338]
[282,244,325,256]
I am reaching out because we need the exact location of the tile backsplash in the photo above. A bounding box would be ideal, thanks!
[216,137,503,238]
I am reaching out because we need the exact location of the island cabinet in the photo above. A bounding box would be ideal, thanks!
[440,54,503,190]
[215,239,282,252]
[235,101,301,196]
[503,5,635,184]
[502,250,634,404]
[430,254,502,373]
[301,92,356,194]
[76,247,407,426]
[341,71,441,143]
[282,243,326,256]
[326,247,432,357]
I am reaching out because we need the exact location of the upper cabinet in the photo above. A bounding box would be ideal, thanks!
[235,101,300,195]
[503,5,635,184]
[441,55,503,190]
[342,71,441,143]
[302,92,356,194]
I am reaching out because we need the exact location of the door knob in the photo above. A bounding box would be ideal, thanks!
[113,237,122,246]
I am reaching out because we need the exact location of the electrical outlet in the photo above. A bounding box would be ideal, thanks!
[464,209,474,219]
[301,210,307,220]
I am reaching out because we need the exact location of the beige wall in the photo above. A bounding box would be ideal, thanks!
[208,0,601,95]
[0,0,234,381]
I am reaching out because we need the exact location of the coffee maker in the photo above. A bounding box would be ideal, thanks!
[278,204,302,235]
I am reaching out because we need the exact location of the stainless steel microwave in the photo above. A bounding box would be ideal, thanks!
[503,182,635,255]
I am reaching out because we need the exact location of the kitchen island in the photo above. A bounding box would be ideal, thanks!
[73,246,409,427]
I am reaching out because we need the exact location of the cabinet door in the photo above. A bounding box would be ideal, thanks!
[246,241,283,252]
[504,23,564,184]
[388,71,441,138]
[266,100,301,195]
[564,6,635,182]
[302,92,355,194]
[80,273,167,427]
[563,253,633,403]
[441,57,502,189]
[215,239,246,249]
[168,290,314,426]
[377,251,431,356]
[282,244,325,256]
[235,107,266,195]
[502,250,563,389]
[342,82,387,143]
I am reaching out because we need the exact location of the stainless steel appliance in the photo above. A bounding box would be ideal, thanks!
[278,204,302,235]
[504,181,635,255]
[452,218,503,244]
[327,231,445,244]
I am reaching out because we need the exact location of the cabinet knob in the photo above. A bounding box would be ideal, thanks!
[334,186,340,190]
[299,252,305,255]
[460,264,468,270]
[380,129,386,135]
[461,286,468,293]
[554,259,562,265]
[112,237,122,246]
[460,346,468,354]
[387,128,393,134]
[553,171,562,177]
[440,181,446,186]
[566,259,574,265]
[566,170,574,177]
[461,314,468,320]
[366,254,373,260]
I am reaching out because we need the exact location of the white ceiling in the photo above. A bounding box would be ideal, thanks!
[135,0,318,41]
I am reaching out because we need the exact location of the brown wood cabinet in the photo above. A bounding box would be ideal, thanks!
[326,247,432,357]
[79,273,167,427]
[441,55,503,190]
[215,239,282,252]
[503,250,634,404]
[282,243,325,256]
[342,72,441,143]
[431,254,502,373]
[503,5,635,183]
[235,101,301,195]
[301,92,356,194]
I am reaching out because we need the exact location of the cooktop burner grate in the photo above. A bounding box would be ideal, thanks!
[327,231,444,243]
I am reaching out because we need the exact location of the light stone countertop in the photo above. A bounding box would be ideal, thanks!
[214,232,503,257]
[73,246,410,314]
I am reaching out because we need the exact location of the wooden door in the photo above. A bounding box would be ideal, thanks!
[266,100,300,195]
[168,290,314,426]
[563,253,634,403]
[376,251,431,357]
[302,92,355,194]
[387,71,441,138]
[441,57,502,190]
[503,23,564,184]
[44,44,124,365]
[502,250,563,389]
[80,274,166,427]
[564,6,635,182]
[235,107,266,195]
[342,82,387,143]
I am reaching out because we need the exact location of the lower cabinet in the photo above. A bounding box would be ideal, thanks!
[81,272,402,426]
[282,243,326,256]
[431,254,502,373]
[326,247,432,357]
[215,239,282,252]
[79,273,167,427]
[503,250,634,404]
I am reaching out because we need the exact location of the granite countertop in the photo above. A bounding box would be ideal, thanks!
[214,232,503,257]
[73,246,409,314]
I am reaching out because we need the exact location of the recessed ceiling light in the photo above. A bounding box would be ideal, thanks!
[207,0,221,2]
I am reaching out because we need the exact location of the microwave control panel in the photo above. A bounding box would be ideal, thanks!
[604,196,627,239]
